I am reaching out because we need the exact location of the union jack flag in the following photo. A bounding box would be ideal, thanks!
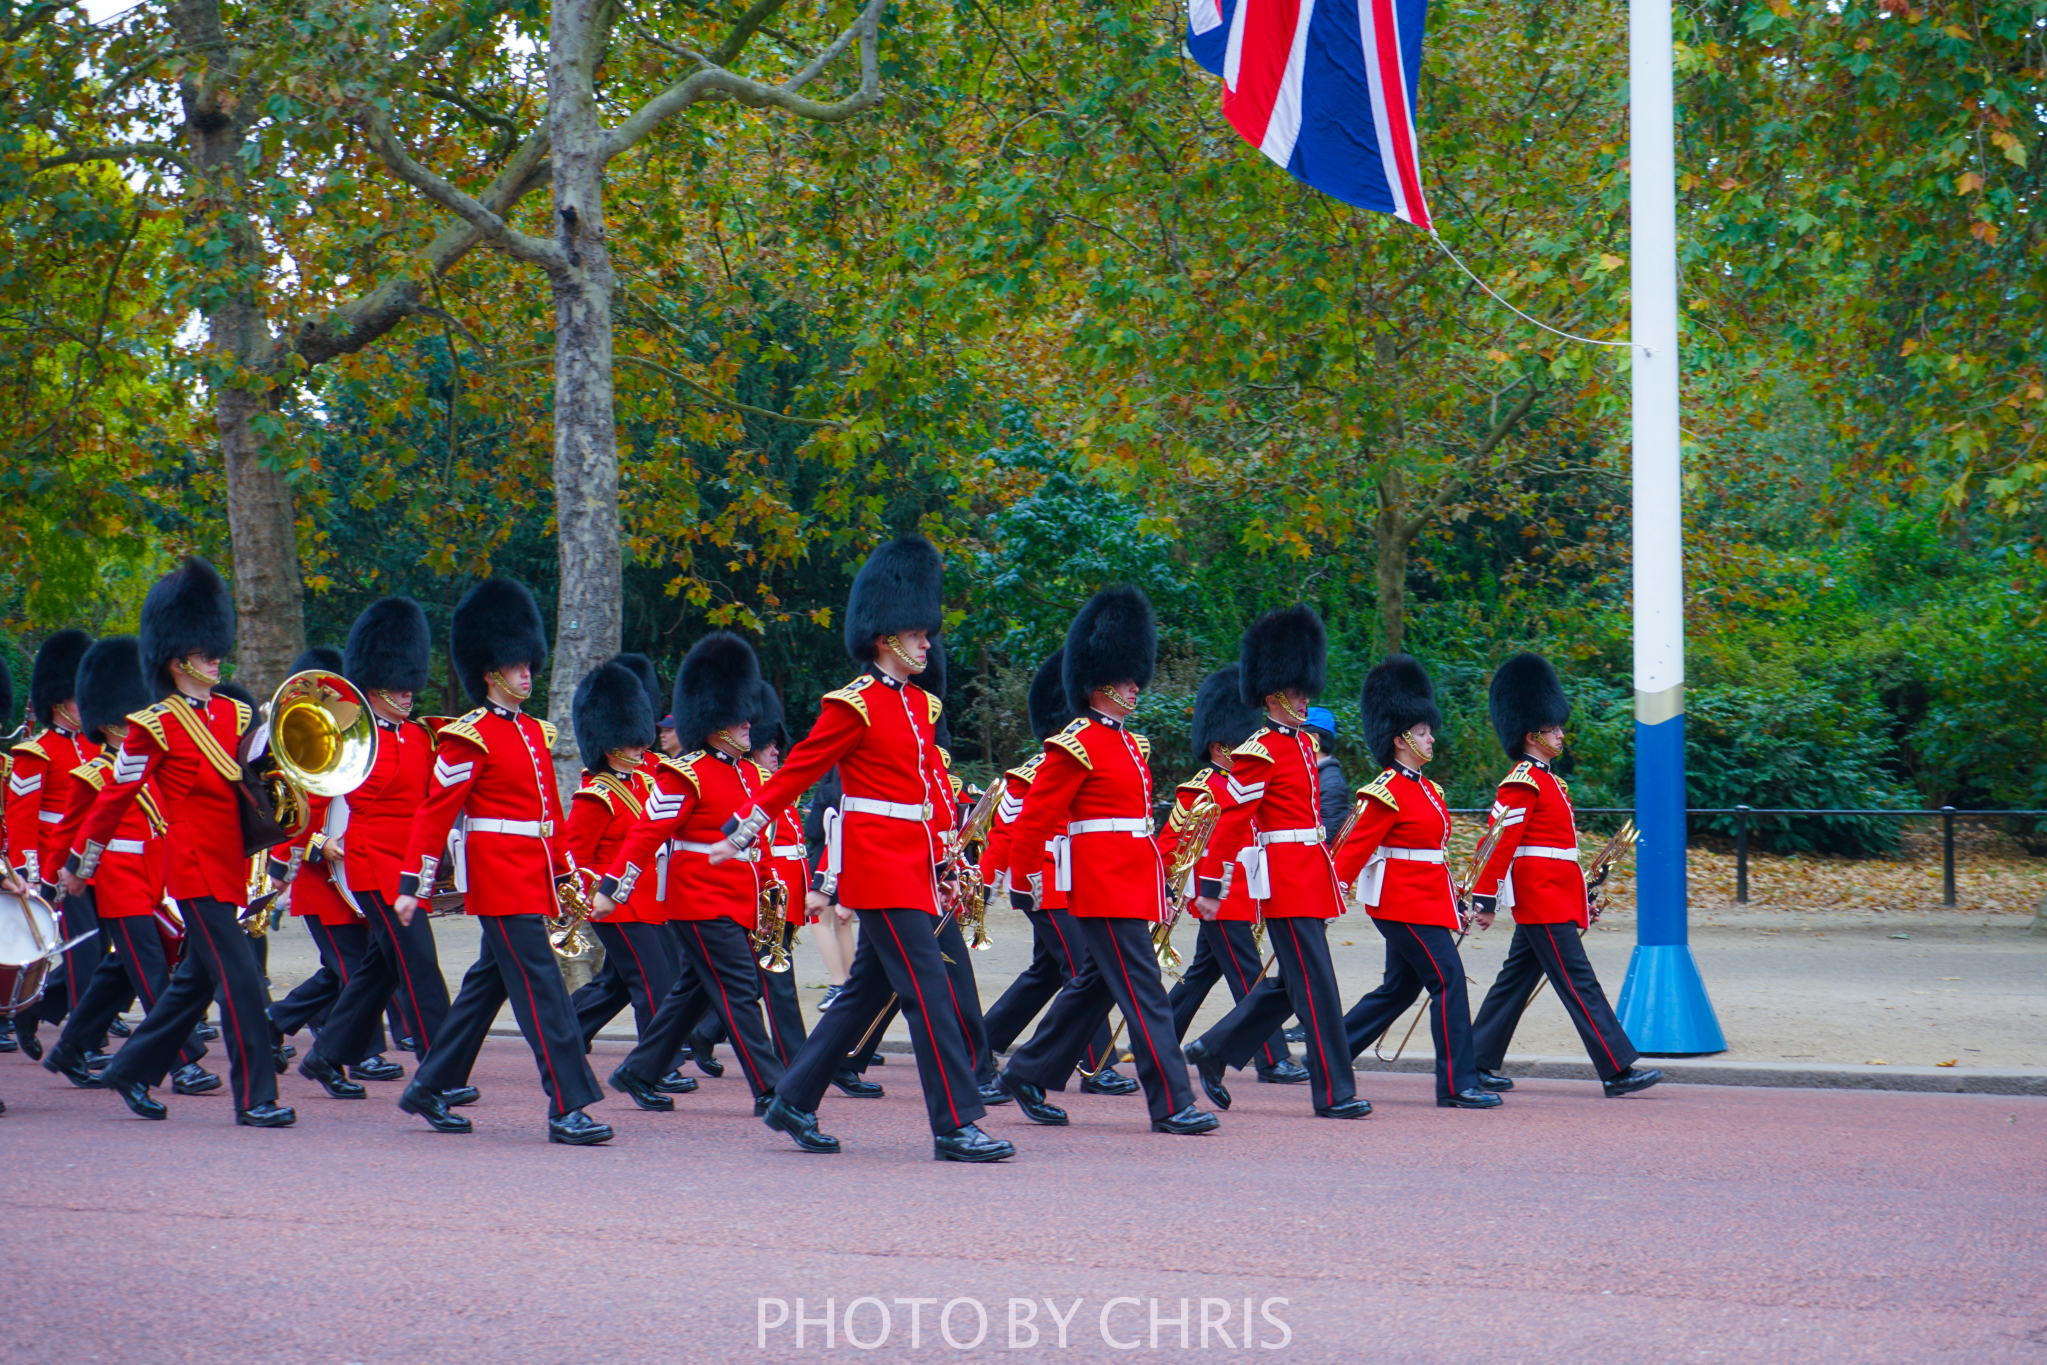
[1186,0,1433,231]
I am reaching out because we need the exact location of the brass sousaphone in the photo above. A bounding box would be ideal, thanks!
[258,669,381,841]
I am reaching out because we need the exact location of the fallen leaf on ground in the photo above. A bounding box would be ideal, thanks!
[1937,1059,1959,1067]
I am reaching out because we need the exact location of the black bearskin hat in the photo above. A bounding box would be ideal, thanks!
[748,681,788,752]
[290,646,345,677]
[843,535,944,663]
[139,558,234,698]
[1361,654,1444,768]
[344,598,431,694]
[0,650,12,728]
[31,629,93,725]
[673,631,762,753]
[573,660,656,773]
[1063,585,1156,715]
[1488,651,1571,759]
[214,679,258,712]
[75,636,151,746]
[612,652,664,720]
[920,638,947,700]
[450,577,548,705]
[1238,604,1326,706]
[1027,649,1072,742]
[1191,664,1262,763]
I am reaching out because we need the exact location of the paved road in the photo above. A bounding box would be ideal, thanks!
[2,1039,2041,1364]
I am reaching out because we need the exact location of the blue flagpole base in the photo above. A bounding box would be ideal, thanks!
[1616,943,1725,1056]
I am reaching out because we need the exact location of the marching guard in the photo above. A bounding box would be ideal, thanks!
[391,578,612,1145]
[1182,606,1371,1120]
[1333,655,1501,1109]
[995,587,1217,1136]
[711,536,1012,1163]
[76,559,295,1127]
[1467,653,1662,1099]
[745,681,810,1064]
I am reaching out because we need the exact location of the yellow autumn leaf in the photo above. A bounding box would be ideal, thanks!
[1955,170,1984,194]
[1992,130,2027,167]
[1597,252,1624,273]
[1899,338,1921,357]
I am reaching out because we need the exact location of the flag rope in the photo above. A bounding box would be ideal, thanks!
[1427,229,1639,354]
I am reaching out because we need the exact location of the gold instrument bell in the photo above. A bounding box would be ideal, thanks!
[263,669,380,838]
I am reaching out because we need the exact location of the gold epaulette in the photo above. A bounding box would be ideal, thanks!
[1232,731,1272,764]
[574,778,616,813]
[1047,718,1093,769]
[126,704,170,750]
[663,752,704,793]
[72,757,110,792]
[538,719,558,747]
[228,697,253,736]
[439,709,489,754]
[1134,732,1152,763]
[941,748,955,770]
[924,690,943,726]
[748,760,773,785]
[1176,766,1215,797]
[1004,752,1045,784]
[823,675,874,724]
[1358,771,1401,809]
[1501,760,1541,791]
[13,738,47,763]
[1427,777,1447,802]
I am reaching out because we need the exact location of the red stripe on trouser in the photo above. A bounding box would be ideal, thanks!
[1404,924,1454,1093]
[1216,929,1278,1066]
[377,899,433,1052]
[937,929,978,1069]
[114,919,161,1010]
[1045,914,1098,1067]
[879,914,962,1128]
[187,905,251,1110]
[614,926,658,1025]
[1540,924,1622,1072]
[1279,925,1333,1086]
[1105,927,1173,1097]
[689,922,769,1094]
[491,919,568,1114]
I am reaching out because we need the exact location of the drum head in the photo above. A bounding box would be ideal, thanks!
[0,890,59,965]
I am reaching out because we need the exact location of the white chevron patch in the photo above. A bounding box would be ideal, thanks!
[1226,775,1265,804]
[433,758,474,788]
[8,772,40,796]
[113,749,148,783]
[997,794,1023,823]
[646,792,684,821]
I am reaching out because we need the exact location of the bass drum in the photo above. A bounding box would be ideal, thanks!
[0,888,62,1017]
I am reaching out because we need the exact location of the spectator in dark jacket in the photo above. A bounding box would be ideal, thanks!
[1304,706,1350,840]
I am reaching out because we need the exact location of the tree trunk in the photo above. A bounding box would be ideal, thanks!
[1375,470,1409,655]
[217,378,307,694]
[543,0,623,796]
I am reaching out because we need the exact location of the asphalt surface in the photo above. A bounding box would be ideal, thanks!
[2,1037,2042,1364]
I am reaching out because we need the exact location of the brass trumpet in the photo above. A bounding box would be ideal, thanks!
[548,856,597,960]
[754,880,793,972]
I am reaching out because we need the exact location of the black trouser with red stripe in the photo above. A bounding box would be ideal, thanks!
[270,920,388,1057]
[1005,916,1196,1123]
[847,912,991,1082]
[20,887,106,1038]
[778,906,986,1135]
[1471,922,1638,1082]
[982,905,1114,1076]
[1168,918,1292,1067]
[60,915,204,1067]
[414,914,601,1116]
[621,917,785,1099]
[691,922,810,1065]
[102,898,276,1110]
[1343,918,1475,1100]
[1196,917,1356,1111]
[308,889,450,1071]
[581,920,678,1042]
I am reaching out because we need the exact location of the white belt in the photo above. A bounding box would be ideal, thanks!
[1257,826,1324,846]
[841,795,934,822]
[1353,845,1447,908]
[673,838,758,861]
[37,810,62,824]
[107,838,148,856]
[1515,845,1580,861]
[1067,817,1150,836]
[770,843,805,860]
[468,818,555,838]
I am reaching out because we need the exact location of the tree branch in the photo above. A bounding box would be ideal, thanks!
[498,351,844,427]
[422,83,522,135]
[358,107,565,270]
[602,0,885,162]
[35,142,189,175]
[709,0,791,67]
[1398,377,1543,544]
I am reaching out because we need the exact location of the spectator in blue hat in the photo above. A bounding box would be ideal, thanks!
[1304,706,1349,840]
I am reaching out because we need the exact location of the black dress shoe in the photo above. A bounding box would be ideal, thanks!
[83,1049,113,1070]
[1256,1060,1311,1085]
[277,1041,297,1063]
[998,1071,1068,1126]
[754,1093,774,1118]
[350,1055,405,1082]
[17,1027,43,1062]
[107,1076,167,1119]
[1080,1066,1140,1096]
[1477,1069,1514,1091]
[0,1019,18,1052]
[195,1023,219,1042]
[1438,1088,1504,1109]
[440,1085,481,1107]
[107,1018,132,1038]
[235,1101,297,1128]
[1182,1040,1232,1111]
[763,1096,840,1153]
[691,1047,724,1078]
[652,1070,698,1095]
[934,1123,1016,1163]
[548,1109,614,1145]
[1316,1097,1374,1119]
[1603,1066,1663,1098]
[299,1054,366,1100]
[399,1081,473,1133]
[396,1036,420,1055]
[272,1045,290,1075]
[44,1041,105,1088]
[674,1045,693,1063]
[1152,1105,1221,1135]
[1283,1024,1306,1043]
[832,1070,884,1099]
[608,1065,674,1112]
[866,1052,885,1066]
[978,1079,1013,1106]
[171,1063,222,1095]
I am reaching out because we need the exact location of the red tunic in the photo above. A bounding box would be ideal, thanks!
[1472,759,1587,928]
[397,704,567,918]
[79,694,252,905]
[1169,767,1257,922]
[978,755,1069,911]
[567,769,664,925]
[765,805,810,926]
[7,727,99,884]
[278,793,359,927]
[600,749,763,928]
[1331,767,1457,930]
[338,715,434,904]
[1208,722,1343,920]
[1005,714,1163,921]
[63,755,166,918]
[734,670,952,915]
